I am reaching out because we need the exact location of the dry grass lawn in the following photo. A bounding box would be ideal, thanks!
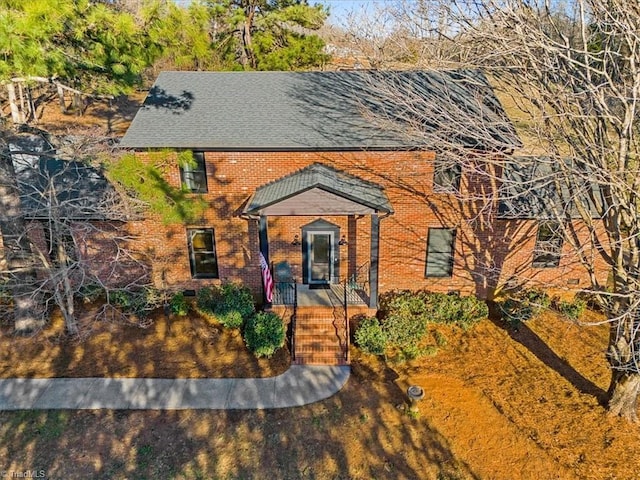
[1,307,639,479]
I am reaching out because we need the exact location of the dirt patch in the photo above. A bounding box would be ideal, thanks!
[392,310,640,480]
[13,91,146,137]
[1,308,639,479]
[0,305,289,379]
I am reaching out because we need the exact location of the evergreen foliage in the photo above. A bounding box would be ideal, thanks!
[244,311,285,358]
[106,152,207,224]
[195,283,256,329]
[355,290,487,359]
[354,317,387,355]
[205,0,330,70]
[0,0,160,93]
[169,291,190,316]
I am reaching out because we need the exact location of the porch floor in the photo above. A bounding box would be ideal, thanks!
[275,283,368,307]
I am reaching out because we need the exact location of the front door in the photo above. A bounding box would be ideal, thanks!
[308,232,333,284]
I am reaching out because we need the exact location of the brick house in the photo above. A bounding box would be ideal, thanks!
[119,70,608,331]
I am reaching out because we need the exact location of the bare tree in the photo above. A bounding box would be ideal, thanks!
[0,131,150,335]
[334,0,470,70]
[356,0,640,421]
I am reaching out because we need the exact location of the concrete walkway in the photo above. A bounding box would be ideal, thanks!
[0,365,350,410]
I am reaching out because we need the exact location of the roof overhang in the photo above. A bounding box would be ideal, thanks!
[242,163,393,217]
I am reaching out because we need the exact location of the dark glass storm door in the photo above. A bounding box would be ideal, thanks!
[307,232,334,284]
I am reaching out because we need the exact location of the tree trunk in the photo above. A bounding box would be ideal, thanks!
[0,146,44,333]
[241,3,256,69]
[52,226,78,335]
[56,84,67,114]
[6,83,25,124]
[607,370,640,422]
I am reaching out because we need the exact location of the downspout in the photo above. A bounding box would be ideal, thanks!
[368,210,392,309]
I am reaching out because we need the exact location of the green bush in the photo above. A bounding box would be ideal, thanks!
[499,288,551,328]
[354,317,387,355]
[214,283,255,328]
[195,283,255,328]
[170,292,190,316]
[376,289,487,360]
[110,287,163,318]
[196,286,217,317]
[557,298,587,320]
[382,307,429,351]
[379,290,487,330]
[244,311,285,358]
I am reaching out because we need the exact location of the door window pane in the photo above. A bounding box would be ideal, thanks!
[310,233,331,281]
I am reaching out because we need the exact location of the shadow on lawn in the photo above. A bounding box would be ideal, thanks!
[0,354,481,479]
[488,305,607,403]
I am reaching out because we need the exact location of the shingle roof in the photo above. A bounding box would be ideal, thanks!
[498,157,602,219]
[6,135,119,220]
[243,163,393,215]
[120,70,520,151]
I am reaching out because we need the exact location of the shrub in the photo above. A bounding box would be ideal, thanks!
[455,295,489,329]
[376,289,488,360]
[170,292,190,316]
[195,283,255,328]
[557,298,587,320]
[380,289,487,330]
[382,308,428,351]
[196,286,217,317]
[244,311,285,358]
[214,283,255,328]
[110,287,163,318]
[499,288,551,328]
[354,317,387,355]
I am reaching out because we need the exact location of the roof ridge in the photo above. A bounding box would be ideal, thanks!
[254,162,326,192]
[254,162,385,192]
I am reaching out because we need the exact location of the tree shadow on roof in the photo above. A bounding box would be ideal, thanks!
[142,86,194,113]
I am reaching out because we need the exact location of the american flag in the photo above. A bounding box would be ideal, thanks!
[259,252,274,303]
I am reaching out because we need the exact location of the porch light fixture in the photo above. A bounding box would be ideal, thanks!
[291,234,301,246]
[338,235,348,246]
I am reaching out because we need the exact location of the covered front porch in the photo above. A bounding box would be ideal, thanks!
[242,163,393,310]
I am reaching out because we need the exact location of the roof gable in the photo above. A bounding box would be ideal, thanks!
[243,163,392,216]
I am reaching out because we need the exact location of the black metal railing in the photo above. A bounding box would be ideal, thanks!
[291,282,298,362]
[344,261,370,305]
[342,277,349,362]
[273,281,296,305]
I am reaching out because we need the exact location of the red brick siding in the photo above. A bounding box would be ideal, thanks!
[120,150,609,300]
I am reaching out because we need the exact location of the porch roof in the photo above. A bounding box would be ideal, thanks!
[243,163,393,216]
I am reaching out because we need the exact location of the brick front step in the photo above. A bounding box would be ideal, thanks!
[295,315,339,323]
[295,342,344,354]
[295,324,337,336]
[292,307,350,366]
[294,354,348,366]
